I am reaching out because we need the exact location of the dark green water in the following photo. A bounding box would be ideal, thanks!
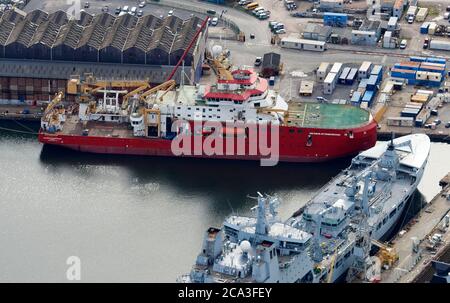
[0,130,449,282]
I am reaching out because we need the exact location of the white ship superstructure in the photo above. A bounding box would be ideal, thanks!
[179,134,431,283]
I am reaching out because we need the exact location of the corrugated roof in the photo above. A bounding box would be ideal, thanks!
[53,20,84,49]
[123,15,162,51]
[101,13,138,50]
[0,9,206,65]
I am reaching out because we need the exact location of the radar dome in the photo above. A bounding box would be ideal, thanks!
[240,240,252,253]
[212,45,223,58]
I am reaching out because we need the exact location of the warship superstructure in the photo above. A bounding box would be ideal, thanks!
[179,134,431,283]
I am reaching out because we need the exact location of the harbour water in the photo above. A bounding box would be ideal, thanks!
[0,130,449,282]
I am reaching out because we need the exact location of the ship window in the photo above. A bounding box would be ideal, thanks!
[389,209,396,218]
[398,201,404,210]
[297,129,303,133]
[344,251,351,259]
[177,107,181,110]
[383,217,388,224]
[336,259,343,268]
[377,222,382,230]
[188,107,191,110]
[289,129,295,133]
[217,116,221,119]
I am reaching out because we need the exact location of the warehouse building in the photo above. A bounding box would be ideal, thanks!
[302,24,332,42]
[0,8,207,84]
[351,20,381,46]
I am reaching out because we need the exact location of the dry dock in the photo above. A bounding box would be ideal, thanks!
[381,173,450,283]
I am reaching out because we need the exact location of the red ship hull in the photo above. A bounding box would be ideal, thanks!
[38,120,377,163]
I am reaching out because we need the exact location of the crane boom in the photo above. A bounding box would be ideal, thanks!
[166,16,209,82]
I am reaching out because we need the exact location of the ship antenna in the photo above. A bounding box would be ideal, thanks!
[388,132,395,150]
[226,199,235,216]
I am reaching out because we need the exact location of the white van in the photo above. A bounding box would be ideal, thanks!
[211,17,219,26]
[122,6,129,12]
[130,7,137,15]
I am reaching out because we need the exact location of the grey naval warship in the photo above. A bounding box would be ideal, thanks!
[178,134,431,283]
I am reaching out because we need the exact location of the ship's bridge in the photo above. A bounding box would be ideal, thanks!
[223,216,312,253]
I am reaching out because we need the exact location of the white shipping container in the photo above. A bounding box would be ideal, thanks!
[430,39,450,51]
[317,62,330,82]
[428,22,437,35]
[330,62,343,75]
[415,7,428,22]
[407,6,417,17]
[387,117,414,127]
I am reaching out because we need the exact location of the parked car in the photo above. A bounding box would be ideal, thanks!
[407,16,414,24]
[250,33,255,39]
[211,17,219,26]
[275,28,286,34]
[168,9,174,16]
[445,122,450,128]
[115,6,121,15]
[423,38,429,49]
[101,5,108,13]
[400,39,407,49]
[139,2,146,8]
[137,9,144,17]
[84,2,89,8]
[254,57,262,66]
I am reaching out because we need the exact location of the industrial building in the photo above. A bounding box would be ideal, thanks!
[302,24,332,42]
[351,20,381,46]
[0,9,208,84]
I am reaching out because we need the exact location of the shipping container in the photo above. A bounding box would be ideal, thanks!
[362,90,375,106]
[323,72,338,95]
[330,62,343,75]
[387,117,414,127]
[358,78,369,89]
[358,61,372,80]
[366,75,379,91]
[350,91,362,106]
[317,62,330,81]
[394,61,420,71]
[420,22,430,34]
[416,8,428,22]
[428,22,437,35]
[371,65,383,78]
[391,68,417,79]
[339,67,351,84]
[409,56,427,62]
[280,37,326,52]
[425,57,446,65]
[411,93,429,103]
[429,39,450,51]
[346,68,358,85]
[323,12,348,27]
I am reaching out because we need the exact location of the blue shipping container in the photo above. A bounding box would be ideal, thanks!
[420,22,429,34]
[362,90,375,106]
[393,63,419,71]
[410,56,427,62]
[366,75,378,91]
[426,57,446,65]
[391,71,417,80]
[323,13,348,27]
[351,91,362,103]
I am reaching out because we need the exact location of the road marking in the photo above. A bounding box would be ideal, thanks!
[382,55,387,64]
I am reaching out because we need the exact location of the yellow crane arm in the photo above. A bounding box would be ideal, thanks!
[44,91,64,116]
[139,80,176,102]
